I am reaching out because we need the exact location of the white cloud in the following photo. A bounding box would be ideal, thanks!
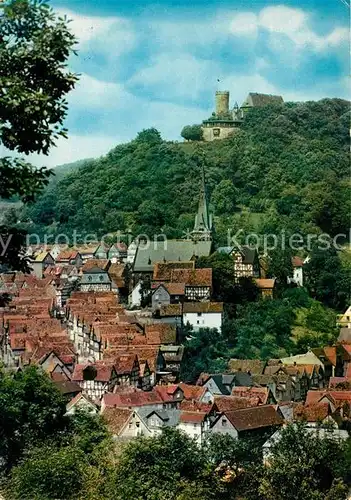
[0,67,210,167]
[69,73,133,109]
[284,76,350,102]
[57,9,117,44]
[325,27,349,47]
[1,5,344,168]
[0,134,120,168]
[259,6,307,35]
[220,73,279,104]
[150,16,228,49]
[229,5,348,51]
[129,53,219,99]
[30,134,120,167]
[230,12,258,36]
[135,100,209,139]
[56,8,137,56]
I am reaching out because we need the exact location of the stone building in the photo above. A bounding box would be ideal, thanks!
[240,92,284,116]
[202,91,243,142]
[80,265,112,292]
[201,91,284,142]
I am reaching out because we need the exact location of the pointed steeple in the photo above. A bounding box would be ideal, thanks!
[192,166,213,241]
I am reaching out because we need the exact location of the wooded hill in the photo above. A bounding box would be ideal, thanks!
[22,98,350,245]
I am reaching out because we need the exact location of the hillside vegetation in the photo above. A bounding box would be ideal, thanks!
[22,98,349,244]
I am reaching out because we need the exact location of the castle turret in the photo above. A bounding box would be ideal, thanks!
[215,91,230,117]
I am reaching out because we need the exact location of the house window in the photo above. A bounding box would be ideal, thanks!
[99,275,104,281]
[197,312,202,317]
[193,423,197,429]
[222,419,227,427]
[213,128,220,136]
[136,422,140,428]
[88,276,92,281]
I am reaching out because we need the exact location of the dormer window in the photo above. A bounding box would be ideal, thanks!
[83,365,97,381]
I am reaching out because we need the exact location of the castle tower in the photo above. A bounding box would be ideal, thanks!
[191,167,213,241]
[201,90,242,141]
[215,91,230,117]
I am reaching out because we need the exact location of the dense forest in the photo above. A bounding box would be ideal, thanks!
[5,98,350,369]
[17,98,350,245]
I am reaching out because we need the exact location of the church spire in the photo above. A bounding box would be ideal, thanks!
[192,165,213,241]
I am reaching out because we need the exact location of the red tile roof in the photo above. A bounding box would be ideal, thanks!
[50,371,70,382]
[283,364,318,377]
[254,278,275,289]
[341,344,351,358]
[306,389,351,406]
[81,259,110,272]
[182,302,223,314]
[54,380,82,395]
[152,282,186,295]
[329,377,350,388]
[153,261,194,281]
[231,386,269,405]
[145,324,177,345]
[171,268,212,287]
[305,390,327,405]
[213,395,260,412]
[224,405,283,431]
[323,346,337,366]
[102,407,132,434]
[108,263,126,288]
[159,304,182,317]
[103,389,164,408]
[154,384,182,402]
[179,411,207,423]
[72,363,115,383]
[330,391,351,402]
[104,346,161,371]
[228,359,265,374]
[114,354,138,375]
[178,383,207,401]
[56,250,80,261]
[180,400,213,413]
[292,256,304,267]
[294,403,329,422]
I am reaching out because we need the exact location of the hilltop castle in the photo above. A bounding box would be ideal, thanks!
[202,91,284,142]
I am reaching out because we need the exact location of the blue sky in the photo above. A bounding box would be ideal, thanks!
[10,0,351,166]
